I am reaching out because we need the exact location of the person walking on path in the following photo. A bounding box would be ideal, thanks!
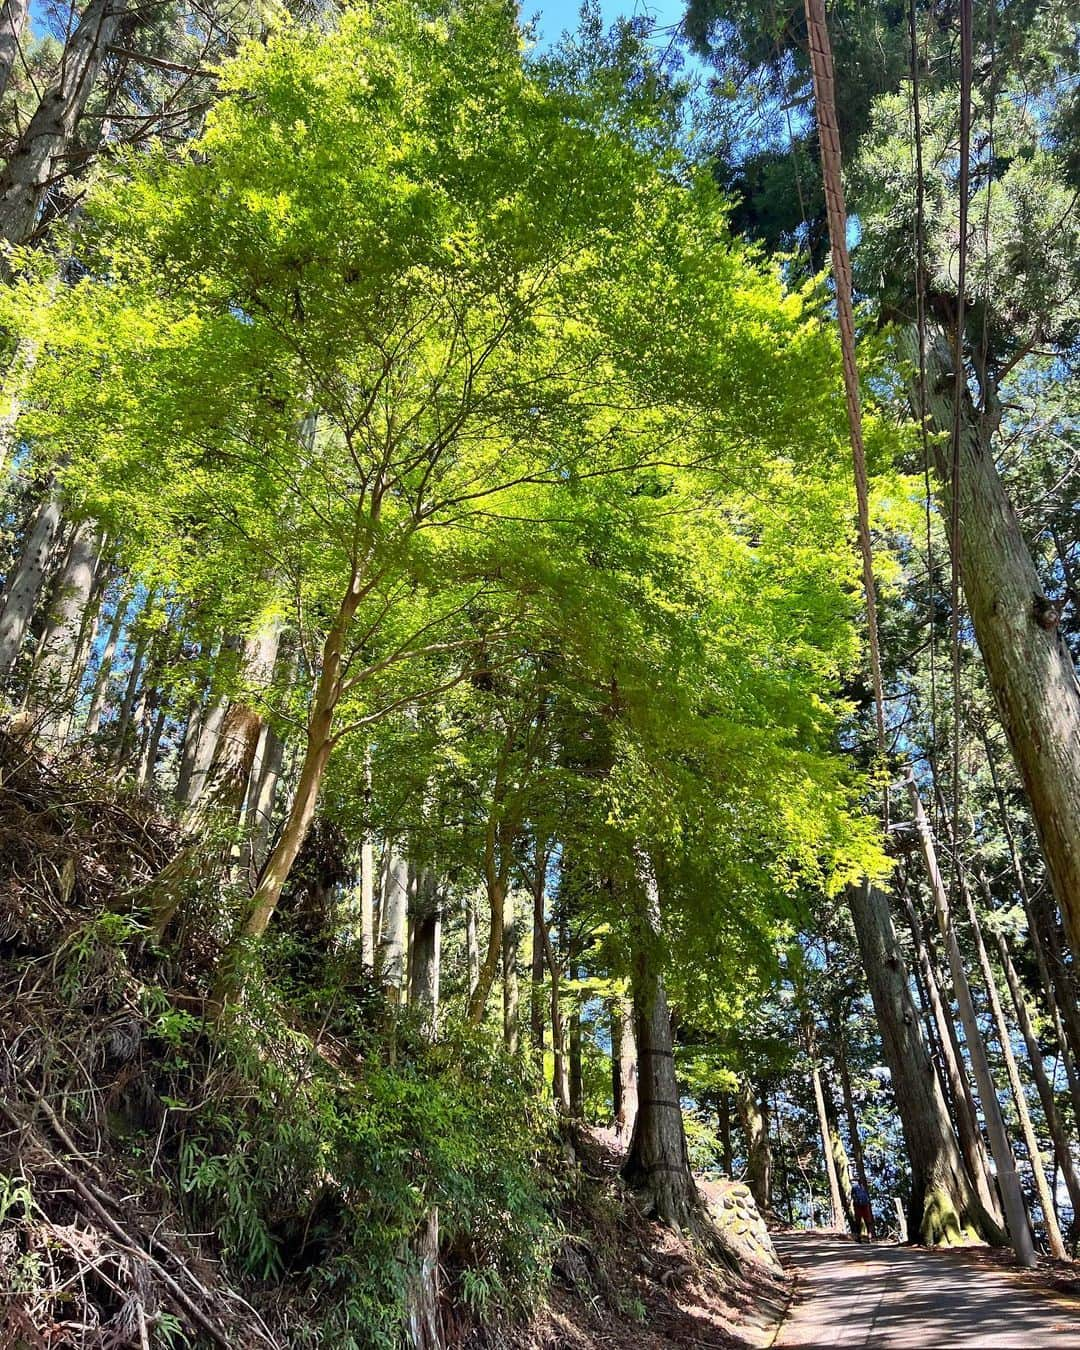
[851,1180,875,1242]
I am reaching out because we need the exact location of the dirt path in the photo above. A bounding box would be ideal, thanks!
[774,1233,1080,1348]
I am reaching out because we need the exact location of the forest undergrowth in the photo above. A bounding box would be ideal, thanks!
[0,733,785,1350]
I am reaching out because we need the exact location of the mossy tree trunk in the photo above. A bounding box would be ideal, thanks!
[898,881,1002,1227]
[735,1079,772,1215]
[847,879,1002,1246]
[906,770,1035,1266]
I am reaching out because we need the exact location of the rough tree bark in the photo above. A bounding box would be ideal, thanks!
[0,0,29,105]
[31,519,101,739]
[0,0,131,245]
[992,920,1080,1228]
[735,1079,773,1215]
[409,868,441,1035]
[905,770,1034,1264]
[181,697,226,807]
[376,848,409,1003]
[847,879,1002,1245]
[186,626,279,828]
[610,996,638,1143]
[0,483,63,684]
[621,856,697,1228]
[917,326,1080,966]
[959,873,1066,1258]
[980,724,1080,1124]
[899,882,1002,1225]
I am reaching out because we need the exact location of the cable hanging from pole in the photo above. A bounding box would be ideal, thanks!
[908,0,939,824]
[949,0,973,907]
[801,0,887,766]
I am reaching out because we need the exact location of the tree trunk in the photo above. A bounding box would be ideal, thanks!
[359,835,375,970]
[0,337,36,472]
[467,807,518,1026]
[246,727,284,875]
[773,1094,794,1225]
[899,883,1002,1225]
[910,949,952,1113]
[0,483,62,683]
[136,699,167,792]
[111,625,149,763]
[807,1023,845,1231]
[183,689,225,806]
[376,848,409,1002]
[1036,898,1080,1097]
[467,873,504,1025]
[409,869,440,1035]
[83,582,129,738]
[32,519,100,739]
[403,1209,440,1350]
[502,883,519,1054]
[568,994,583,1118]
[846,879,1001,1246]
[359,750,374,969]
[905,769,1035,1265]
[622,856,697,1228]
[736,1079,772,1215]
[464,888,479,999]
[236,578,362,945]
[992,920,1080,1231]
[55,551,109,743]
[188,625,280,829]
[981,725,1080,1125]
[959,874,1066,1258]
[835,1028,868,1190]
[0,0,29,119]
[530,847,546,1066]
[920,325,1080,966]
[152,628,278,937]
[541,920,570,1113]
[718,1092,734,1178]
[611,996,638,1143]
[0,0,129,245]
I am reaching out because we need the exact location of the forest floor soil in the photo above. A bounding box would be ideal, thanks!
[519,1131,791,1349]
[774,1231,1080,1347]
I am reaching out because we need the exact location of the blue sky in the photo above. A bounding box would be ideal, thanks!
[528,0,687,47]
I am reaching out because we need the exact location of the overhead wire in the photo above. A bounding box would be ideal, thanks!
[908,0,938,824]
[948,0,974,906]
[801,0,888,781]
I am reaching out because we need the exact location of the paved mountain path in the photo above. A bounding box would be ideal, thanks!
[774,1233,1080,1347]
